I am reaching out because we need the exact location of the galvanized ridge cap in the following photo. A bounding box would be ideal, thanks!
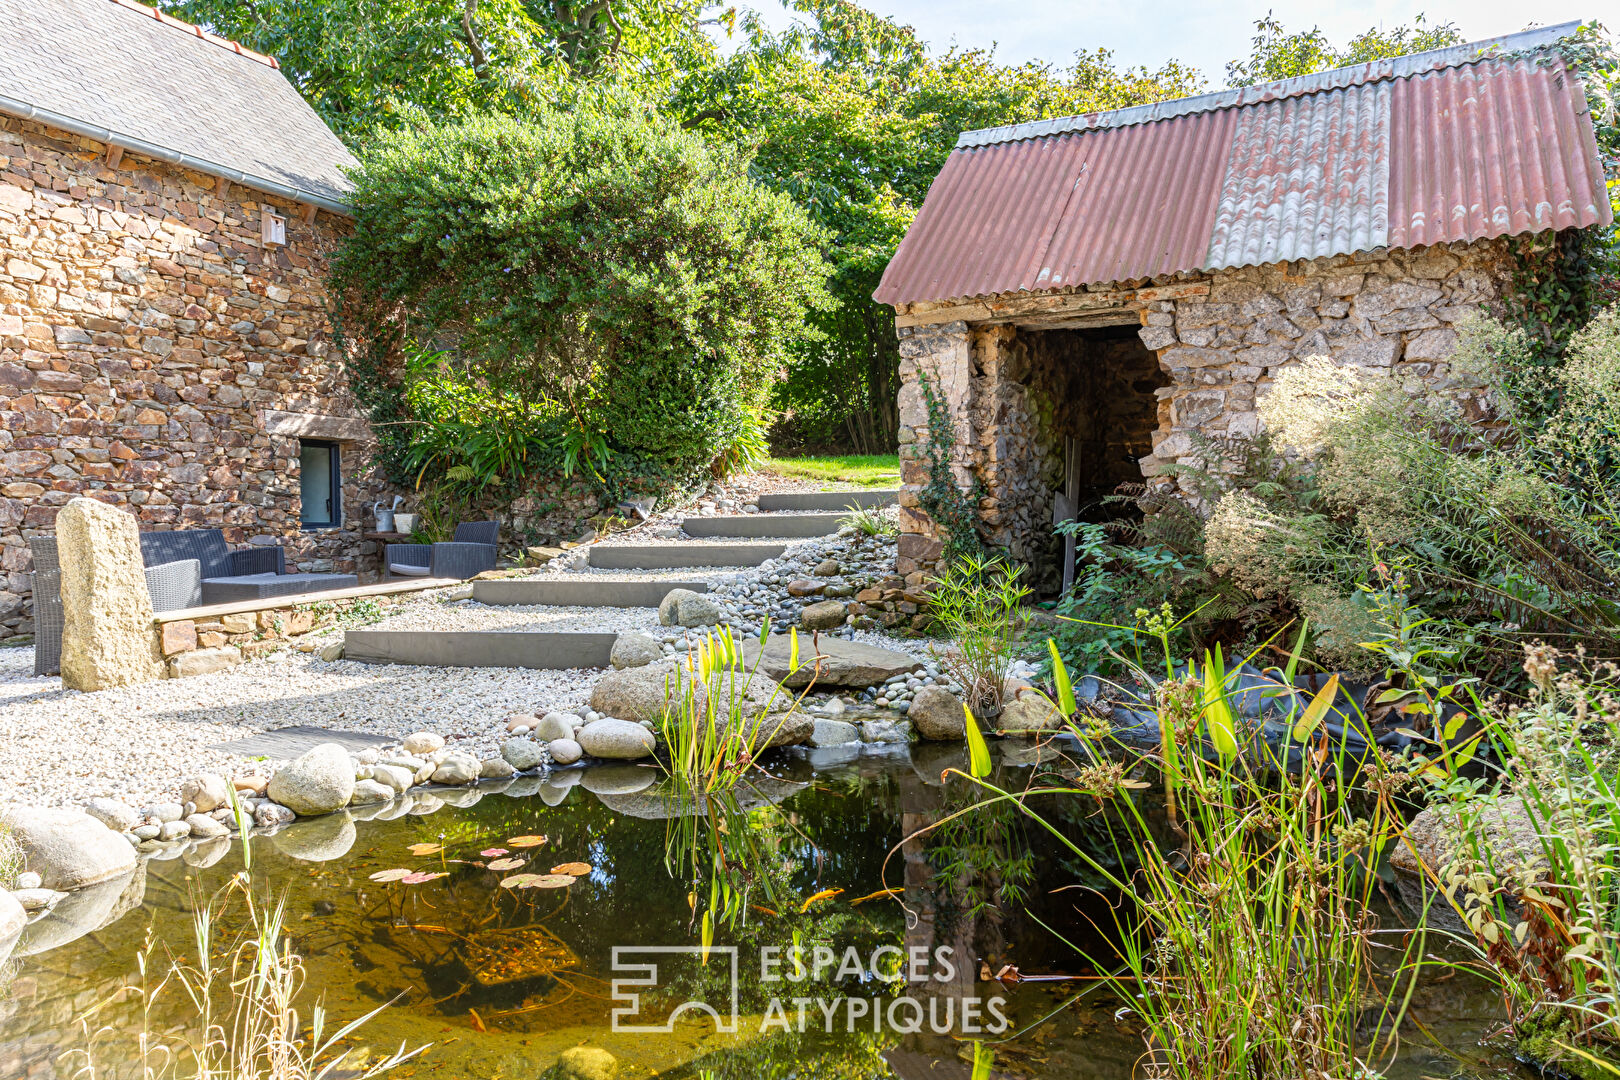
[955,20,1586,149]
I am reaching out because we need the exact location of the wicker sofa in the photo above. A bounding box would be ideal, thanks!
[28,528,359,677]
[386,521,499,580]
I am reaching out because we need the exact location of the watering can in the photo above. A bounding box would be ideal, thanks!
[374,495,404,533]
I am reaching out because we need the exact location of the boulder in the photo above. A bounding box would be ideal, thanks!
[741,637,921,689]
[1392,801,1547,879]
[272,813,356,863]
[15,864,144,957]
[55,497,163,690]
[0,888,24,945]
[480,757,517,779]
[657,588,721,628]
[812,559,841,577]
[371,764,414,793]
[799,600,847,631]
[0,806,138,890]
[909,687,967,741]
[501,738,549,772]
[83,798,139,832]
[811,719,860,747]
[183,814,230,839]
[557,1046,619,1080]
[266,744,356,816]
[430,752,481,785]
[548,738,583,765]
[610,633,665,669]
[590,662,692,724]
[180,774,231,813]
[403,732,445,755]
[534,712,577,741]
[578,718,657,760]
[580,765,659,795]
[997,695,1064,735]
[861,718,912,744]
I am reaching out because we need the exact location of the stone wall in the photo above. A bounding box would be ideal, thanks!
[0,115,395,640]
[892,240,1513,584]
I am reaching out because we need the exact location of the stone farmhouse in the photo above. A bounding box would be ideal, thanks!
[876,22,1614,589]
[0,0,386,641]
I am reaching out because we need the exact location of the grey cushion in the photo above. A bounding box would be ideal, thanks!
[388,563,432,577]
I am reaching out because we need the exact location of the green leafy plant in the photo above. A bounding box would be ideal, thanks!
[925,553,1031,719]
[912,369,986,562]
[838,502,897,537]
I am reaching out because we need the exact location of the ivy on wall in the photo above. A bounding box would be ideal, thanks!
[914,368,987,562]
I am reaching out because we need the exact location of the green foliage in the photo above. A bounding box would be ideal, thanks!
[161,0,719,144]
[912,369,985,561]
[839,502,897,538]
[332,101,829,485]
[673,0,1201,452]
[1225,11,1463,86]
[763,454,898,487]
[925,553,1031,718]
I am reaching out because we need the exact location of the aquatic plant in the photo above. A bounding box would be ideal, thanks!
[926,553,1032,719]
[940,618,1426,1078]
[62,870,427,1079]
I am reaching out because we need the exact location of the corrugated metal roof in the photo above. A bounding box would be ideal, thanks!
[875,22,1613,308]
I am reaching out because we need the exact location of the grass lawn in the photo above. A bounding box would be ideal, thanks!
[763,454,900,488]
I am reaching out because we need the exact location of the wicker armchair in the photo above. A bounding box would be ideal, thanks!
[27,536,201,677]
[387,521,499,580]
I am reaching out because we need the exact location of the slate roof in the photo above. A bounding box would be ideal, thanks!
[0,0,355,213]
[875,21,1613,308]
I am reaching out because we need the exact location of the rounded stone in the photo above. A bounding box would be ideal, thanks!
[83,798,140,833]
[157,820,191,842]
[0,807,139,891]
[548,738,583,765]
[480,757,517,779]
[183,813,230,839]
[272,813,356,862]
[910,686,968,741]
[577,718,657,760]
[402,732,445,756]
[349,779,395,806]
[266,744,356,816]
[799,600,847,632]
[430,752,481,786]
[501,737,549,772]
[610,633,665,670]
[179,774,230,814]
[371,764,415,793]
[557,1046,619,1080]
[533,712,576,742]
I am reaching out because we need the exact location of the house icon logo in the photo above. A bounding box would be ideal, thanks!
[610,946,740,1033]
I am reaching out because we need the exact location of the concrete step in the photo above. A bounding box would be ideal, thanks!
[755,489,898,512]
[589,543,786,569]
[345,629,618,670]
[681,513,844,538]
[472,578,708,607]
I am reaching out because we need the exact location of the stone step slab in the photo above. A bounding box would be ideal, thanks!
[588,543,786,569]
[755,489,898,512]
[472,579,709,608]
[681,513,845,538]
[344,630,618,670]
[739,636,922,689]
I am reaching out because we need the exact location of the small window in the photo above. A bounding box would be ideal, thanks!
[262,209,286,246]
[298,439,340,529]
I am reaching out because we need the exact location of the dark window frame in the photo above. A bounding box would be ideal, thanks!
[298,438,342,530]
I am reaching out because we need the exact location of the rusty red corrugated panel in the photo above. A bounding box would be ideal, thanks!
[874,28,1614,309]
[1389,56,1611,248]
[871,108,1237,307]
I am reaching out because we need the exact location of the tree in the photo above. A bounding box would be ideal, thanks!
[160,0,722,144]
[1225,11,1464,86]
[673,0,1201,453]
[331,99,829,483]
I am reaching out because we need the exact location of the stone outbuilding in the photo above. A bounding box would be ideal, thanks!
[0,0,390,640]
[874,22,1614,589]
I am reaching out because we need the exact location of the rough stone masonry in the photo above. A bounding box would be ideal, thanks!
[891,239,1513,587]
[0,115,392,640]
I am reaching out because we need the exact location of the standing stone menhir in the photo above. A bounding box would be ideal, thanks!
[56,497,164,691]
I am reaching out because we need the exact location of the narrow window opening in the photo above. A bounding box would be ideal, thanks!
[298,439,341,529]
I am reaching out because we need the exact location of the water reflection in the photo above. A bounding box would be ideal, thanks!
[0,743,1515,1079]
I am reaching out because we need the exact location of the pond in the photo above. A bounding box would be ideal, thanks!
[1,743,1519,1079]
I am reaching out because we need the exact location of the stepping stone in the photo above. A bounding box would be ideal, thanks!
[472,579,708,607]
[211,724,395,757]
[343,630,618,670]
[588,543,786,569]
[756,489,898,512]
[681,513,844,538]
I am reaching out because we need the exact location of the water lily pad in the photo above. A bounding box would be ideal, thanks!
[507,835,547,848]
[400,871,448,884]
[408,843,443,856]
[529,874,576,889]
[369,868,413,882]
[480,848,509,858]
[500,874,541,888]
[488,858,526,871]
[551,862,592,876]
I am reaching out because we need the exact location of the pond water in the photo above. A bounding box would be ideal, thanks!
[2,743,1522,1079]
